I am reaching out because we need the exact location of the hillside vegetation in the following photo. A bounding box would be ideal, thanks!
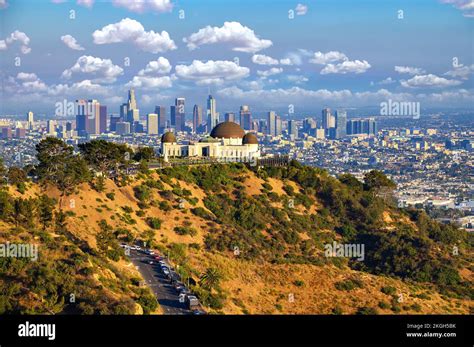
[0,138,472,314]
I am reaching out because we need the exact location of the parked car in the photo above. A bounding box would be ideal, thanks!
[185,295,200,310]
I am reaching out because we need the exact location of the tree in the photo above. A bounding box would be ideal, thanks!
[133,147,155,162]
[78,140,131,177]
[363,170,396,191]
[7,167,27,186]
[0,158,7,185]
[199,267,223,291]
[38,195,56,230]
[36,138,91,198]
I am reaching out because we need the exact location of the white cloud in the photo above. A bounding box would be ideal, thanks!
[217,85,474,107]
[126,75,173,89]
[175,60,250,85]
[126,57,173,89]
[0,0,8,9]
[310,51,348,65]
[439,0,474,17]
[400,74,462,88]
[279,58,292,65]
[287,75,309,84]
[378,77,396,85]
[137,57,172,76]
[77,0,94,7]
[61,55,124,83]
[92,18,176,53]
[257,67,283,78]
[394,66,426,75]
[61,35,85,50]
[321,60,371,74]
[112,0,173,13]
[183,21,272,53]
[0,30,31,54]
[251,54,279,65]
[444,64,474,79]
[295,4,308,15]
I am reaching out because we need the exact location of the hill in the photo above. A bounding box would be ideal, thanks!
[0,139,472,315]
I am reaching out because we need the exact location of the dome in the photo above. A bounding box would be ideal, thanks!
[161,132,176,143]
[243,132,258,144]
[210,122,245,139]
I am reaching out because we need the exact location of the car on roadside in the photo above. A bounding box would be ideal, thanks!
[192,309,207,315]
[162,267,170,276]
[148,260,154,265]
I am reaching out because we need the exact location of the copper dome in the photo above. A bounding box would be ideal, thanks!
[242,132,258,144]
[210,122,245,139]
[161,132,176,143]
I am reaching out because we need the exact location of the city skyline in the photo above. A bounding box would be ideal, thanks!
[0,0,473,116]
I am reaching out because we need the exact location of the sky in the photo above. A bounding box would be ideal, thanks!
[0,0,473,117]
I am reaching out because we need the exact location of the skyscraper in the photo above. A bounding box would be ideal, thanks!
[275,115,282,136]
[267,111,276,136]
[47,120,56,136]
[126,89,139,127]
[27,111,34,130]
[155,106,166,133]
[147,113,158,135]
[239,105,252,131]
[87,99,101,134]
[302,118,317,136]
[120,103,128,119]
[207,95,218,131]
[171,98,185,132]
[334,110,347,139]
[288,120,298,139]
[127,89,137,110]
[75,99,100,135]
[99,105,107,134]
[322,108,335,130]
[109,115,122,132]
[193,105,203,133]
[225,112,236,123]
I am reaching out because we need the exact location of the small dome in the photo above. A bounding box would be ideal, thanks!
[210,122,245,139]
[243,133,258,144]
[161,132,176,143]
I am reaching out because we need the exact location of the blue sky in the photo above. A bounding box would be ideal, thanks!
[0,0,473,116]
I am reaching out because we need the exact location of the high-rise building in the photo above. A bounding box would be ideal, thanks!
[322,108,335,130]
[239,105,252,131]
[127,89,137,110]
[116,121,131,135]
[171,98,185,132]
[109,116,122,132]
[75,99,100,135]
[47,120,56,136]
[347,118,377,135]
[267,111,276,136]
[15,128,26,138]
[225,112,236,123]
[1,127,12,139]
[275,115,282,136]
[120,103,128,119]
[302,118,317,135]
[334,110,347,139]
[126,89,139,127]
[66,122,72,132]
[155,106,166,133]
[99,105,107,134]
[147,113,158,135]
[207,95,218,131]
[193,105,203,133]
[288,120,298,139]
[27,111,34,130]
